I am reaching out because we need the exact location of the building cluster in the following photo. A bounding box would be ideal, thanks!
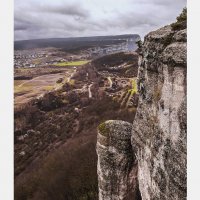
[14,49,72,68]
[14,49,51,68]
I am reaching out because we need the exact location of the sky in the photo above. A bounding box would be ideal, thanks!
[14,0,187,41]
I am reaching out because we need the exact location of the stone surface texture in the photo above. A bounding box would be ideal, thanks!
[96,24,186,200]
[132,25,187,200]
[97,120,139,200]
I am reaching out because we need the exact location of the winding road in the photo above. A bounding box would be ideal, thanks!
[88,83,93,98]
[107,77,113,88]
[67,69,77,82]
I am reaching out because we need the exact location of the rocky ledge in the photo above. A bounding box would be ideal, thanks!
[96,20,186,200]
[133,24,187,200]
[97,120,139,200]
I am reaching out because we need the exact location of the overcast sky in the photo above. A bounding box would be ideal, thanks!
[14,0,186,41]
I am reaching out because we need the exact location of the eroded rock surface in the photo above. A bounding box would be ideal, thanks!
[132,25,187,200]
[96,21,186,200]
[97,120,139,200]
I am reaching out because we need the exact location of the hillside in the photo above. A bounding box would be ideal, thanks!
[14,52,139,200]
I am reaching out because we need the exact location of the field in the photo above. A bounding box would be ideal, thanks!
[14,65,78,108]
[54,60,90,67]
[14,67,70,79]
[14,73,67,107]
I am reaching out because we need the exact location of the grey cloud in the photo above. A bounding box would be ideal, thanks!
[14,0,186,41]
[14,1,91,39]
[132,0,185,6]
[14,21,30,31]
[37,4,89,18]
[15,26,28,31]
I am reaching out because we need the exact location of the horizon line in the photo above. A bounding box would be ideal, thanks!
[14,33,141,42]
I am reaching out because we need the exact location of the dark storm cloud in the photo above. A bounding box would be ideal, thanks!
[14,0,186,41]
[14,15,36,31]
[36,4,89,18]
[14,1,90,36]
[14,23,29,31]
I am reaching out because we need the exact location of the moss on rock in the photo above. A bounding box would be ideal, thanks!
[98,122,110,137]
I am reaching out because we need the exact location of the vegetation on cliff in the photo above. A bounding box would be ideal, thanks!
[172,7,187,30]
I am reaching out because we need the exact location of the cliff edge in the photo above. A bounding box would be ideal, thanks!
[97,120,139,200]
[97,11,187,200]
[132,23,187,200]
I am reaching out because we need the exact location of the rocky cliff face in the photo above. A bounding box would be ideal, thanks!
[97,120,139,200]
[132,24,187,200]
[97,22,187,200]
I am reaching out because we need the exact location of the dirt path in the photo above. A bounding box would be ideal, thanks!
[67,69,77,82]
[88,83,93,98]
[107,77,112,88]
[17,76,45,88]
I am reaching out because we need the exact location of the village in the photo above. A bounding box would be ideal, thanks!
[14,37,137,68]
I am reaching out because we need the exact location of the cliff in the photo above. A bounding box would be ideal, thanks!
[97,120,139,200]
[132,24,187,200]
[97,17,187,200]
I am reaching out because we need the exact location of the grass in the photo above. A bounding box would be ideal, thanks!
[15,85,33,94]
[14,80,26,92]
[128,79,137,96]
[15,83,54,95]
[54,60,90,67]
[14,80,25,86]
[43,86,55,91]
[68,79,75,85]
[98,122,110,137]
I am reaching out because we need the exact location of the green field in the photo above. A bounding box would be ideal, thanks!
[54,60,90,67]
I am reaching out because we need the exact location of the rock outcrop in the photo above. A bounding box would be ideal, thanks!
[132,24,187,200]
[97,21,186,200]
[97,120,139,200]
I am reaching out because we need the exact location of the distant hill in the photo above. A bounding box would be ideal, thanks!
[14,34,140,51]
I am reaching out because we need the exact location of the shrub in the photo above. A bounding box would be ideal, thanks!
[36,92,64,111]
[15,142,98,200]
[136,40,143,49]
[171,7,187,31]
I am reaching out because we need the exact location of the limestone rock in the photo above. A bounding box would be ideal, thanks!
[97,120,139,200]
[173,29,187,42]
[132,24,187,200]
[96,18,186,200]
